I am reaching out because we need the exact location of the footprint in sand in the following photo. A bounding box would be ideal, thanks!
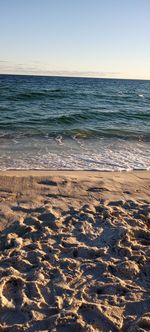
[2,277,23,307]
[78,302,119,332]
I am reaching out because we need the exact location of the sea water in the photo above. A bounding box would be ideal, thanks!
[0,74,150,171]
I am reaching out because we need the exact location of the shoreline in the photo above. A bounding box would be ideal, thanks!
[0,169,150,203]
[0,168,150,175]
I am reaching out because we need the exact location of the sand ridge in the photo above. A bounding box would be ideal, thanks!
[0,171,150,331]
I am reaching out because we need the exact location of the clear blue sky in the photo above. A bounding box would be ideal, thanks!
[0,0,150,79]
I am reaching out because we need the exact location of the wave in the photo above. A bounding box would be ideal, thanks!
[0,127,150,142]
[5,88,67,101]
[0,107,150,124]
[2,87,150,103]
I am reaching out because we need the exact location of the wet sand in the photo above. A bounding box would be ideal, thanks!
[0,170,150,331]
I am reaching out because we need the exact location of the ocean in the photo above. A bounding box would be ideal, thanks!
[0,74,150,171]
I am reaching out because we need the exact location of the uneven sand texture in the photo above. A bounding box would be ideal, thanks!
[0,171,150,332]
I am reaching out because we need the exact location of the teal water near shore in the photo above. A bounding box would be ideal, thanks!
[0,74,150,170]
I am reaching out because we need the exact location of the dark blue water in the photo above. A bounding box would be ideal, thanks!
[0,74,150,170]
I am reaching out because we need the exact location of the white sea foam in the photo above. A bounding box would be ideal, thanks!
[55,135,64,145]
[0,136,149,171]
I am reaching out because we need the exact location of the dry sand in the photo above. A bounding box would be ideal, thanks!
[0,170,150,332]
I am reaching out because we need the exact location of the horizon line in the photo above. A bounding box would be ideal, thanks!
[0,72,150,81]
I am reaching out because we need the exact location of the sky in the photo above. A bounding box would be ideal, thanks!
[0,0,150,79]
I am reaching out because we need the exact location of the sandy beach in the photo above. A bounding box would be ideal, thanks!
[0,170,150,331]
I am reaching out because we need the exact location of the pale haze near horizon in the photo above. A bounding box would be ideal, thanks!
[0,0,150,79]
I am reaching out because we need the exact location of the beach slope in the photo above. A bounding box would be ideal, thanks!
[0,171,150,331]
